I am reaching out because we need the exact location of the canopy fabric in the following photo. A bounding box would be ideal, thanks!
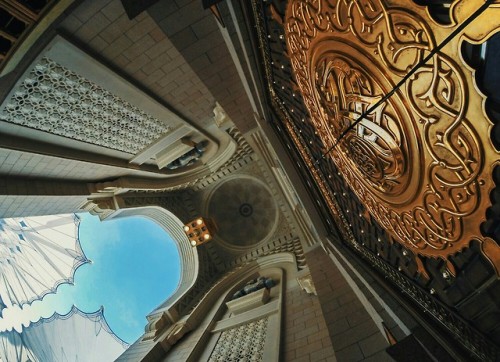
[0,305,128,362]
[0,214,89,313]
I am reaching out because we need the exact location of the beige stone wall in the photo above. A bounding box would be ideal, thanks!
[307,247,393,361]
[283,286,336,362]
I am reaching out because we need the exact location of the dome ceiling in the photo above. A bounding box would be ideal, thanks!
[207,177,278,249]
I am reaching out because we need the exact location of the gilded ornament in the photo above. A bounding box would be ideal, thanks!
[284,0,500,274]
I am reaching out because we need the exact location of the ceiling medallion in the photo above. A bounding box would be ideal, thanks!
[285,0,500,274]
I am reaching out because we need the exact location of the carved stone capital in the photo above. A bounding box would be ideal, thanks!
[142,314,169,341]
[296,270,317,296]
[213,102,232,129]
[159,320,191,352]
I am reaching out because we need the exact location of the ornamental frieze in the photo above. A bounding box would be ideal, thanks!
[284,0,500,275]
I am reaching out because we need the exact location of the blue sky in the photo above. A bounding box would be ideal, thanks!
[0,212,181,344]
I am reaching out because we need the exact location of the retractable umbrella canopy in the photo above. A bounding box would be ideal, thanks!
[0,305,128,362]
[0,214,89,314]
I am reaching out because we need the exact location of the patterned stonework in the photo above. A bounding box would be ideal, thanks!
[0,57,170,154]
[285,0,500,275]
[209,317,268,362]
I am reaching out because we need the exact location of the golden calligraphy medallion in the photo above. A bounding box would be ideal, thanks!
[285,0,500,273]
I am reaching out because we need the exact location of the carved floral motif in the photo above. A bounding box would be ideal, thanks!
[285,0,500,273]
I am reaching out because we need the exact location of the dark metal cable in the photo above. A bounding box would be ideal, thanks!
[314,0,494,165]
